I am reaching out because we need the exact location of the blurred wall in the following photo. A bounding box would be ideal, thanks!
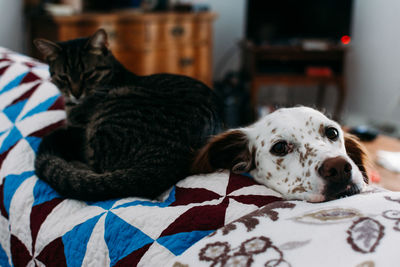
[0,0,24,52]
[200,0,246,81]
[345,0,400,125]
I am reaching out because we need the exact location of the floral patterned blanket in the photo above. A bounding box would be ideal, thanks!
[170,188,400,267]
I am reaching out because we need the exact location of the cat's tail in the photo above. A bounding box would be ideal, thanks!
[35,153,180,201]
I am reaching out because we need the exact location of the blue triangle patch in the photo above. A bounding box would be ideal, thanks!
[0,72,28,94]
[3,171,35,214]
[86,199,118,211]
[105,212,154,266]
[32,178,62,206]
[157,230,214,256]
[62,214,103,267]
[0,243,11,267]
[0,127,23,154]
[20,94,59,120]
[25,136,41,153]
[3,100,28,123]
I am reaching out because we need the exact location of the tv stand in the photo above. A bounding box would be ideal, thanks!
[244,43,347,121]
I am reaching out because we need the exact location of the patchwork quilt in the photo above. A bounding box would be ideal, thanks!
[1,47,400,267]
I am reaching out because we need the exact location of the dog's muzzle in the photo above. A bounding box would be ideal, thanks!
[319,156,360,200]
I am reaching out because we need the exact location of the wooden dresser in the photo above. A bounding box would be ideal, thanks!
[28,11,217,86]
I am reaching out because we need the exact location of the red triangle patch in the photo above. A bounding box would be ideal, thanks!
[226,173,259,195]
[30,198,64,249]
[36,237,67,267]
[0,183,9,219]
[24,62,39,68]
[114,242,152,267]
[170,187,222,206]
[229,195,282,208]
[47,96,65,111]
[160,198,229,237]
[10,84,40,106]
[28,120,65,138]
[0,65,10,76]
[11,235,31,266]
[20,72,40,84]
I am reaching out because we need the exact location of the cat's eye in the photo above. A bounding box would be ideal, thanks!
[270,141,290,156]
[83,71,96,79]
[325,127,339,141]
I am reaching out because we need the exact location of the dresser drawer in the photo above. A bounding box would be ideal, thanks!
[114,43,210,85]
[114,21,195,49]
[30,11,216,86]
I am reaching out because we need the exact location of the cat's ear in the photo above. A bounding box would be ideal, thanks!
[191,130,255,174]
[34,39,61,61]
[87,29,109,55]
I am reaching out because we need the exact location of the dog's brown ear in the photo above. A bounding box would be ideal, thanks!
[191,130,255,174]
[344,133,370,183]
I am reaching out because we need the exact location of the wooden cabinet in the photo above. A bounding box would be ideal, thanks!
[28,11,217,86]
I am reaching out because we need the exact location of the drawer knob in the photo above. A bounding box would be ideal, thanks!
[171,26,185,37]
[180,58,194,67]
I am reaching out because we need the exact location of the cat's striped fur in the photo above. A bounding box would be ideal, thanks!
[34,29,222,200]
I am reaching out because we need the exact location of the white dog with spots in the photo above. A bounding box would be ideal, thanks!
[192,107,368,202]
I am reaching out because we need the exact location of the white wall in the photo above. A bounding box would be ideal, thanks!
[345,0,400,125]
[200,0,246,81]
[0,0,24,52]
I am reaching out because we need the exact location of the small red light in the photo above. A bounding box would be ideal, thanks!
[341,35,351,45]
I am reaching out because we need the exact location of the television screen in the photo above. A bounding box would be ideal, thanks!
[246,0,353,45]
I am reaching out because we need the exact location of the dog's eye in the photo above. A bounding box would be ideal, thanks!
[270,141,289,156]
[325,127,339,141]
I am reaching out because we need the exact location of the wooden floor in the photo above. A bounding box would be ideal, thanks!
[362,135,400,191]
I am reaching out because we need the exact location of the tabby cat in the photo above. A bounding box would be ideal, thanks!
[34,29,222,201]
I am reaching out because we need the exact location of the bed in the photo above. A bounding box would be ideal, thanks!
[1,47,400,267]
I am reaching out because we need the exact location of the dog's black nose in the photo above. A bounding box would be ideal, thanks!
[318,156,352,183]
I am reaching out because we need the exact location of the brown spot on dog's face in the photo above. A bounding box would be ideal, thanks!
[261,140,265,147]
[308,160,313,166]
[305,170,310,177]
[276,158,284,166]
[271,128,277,134]
[292,185,307,194]
[319,124,325,136]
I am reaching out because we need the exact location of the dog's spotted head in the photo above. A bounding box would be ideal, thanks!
[192,107,368,202]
